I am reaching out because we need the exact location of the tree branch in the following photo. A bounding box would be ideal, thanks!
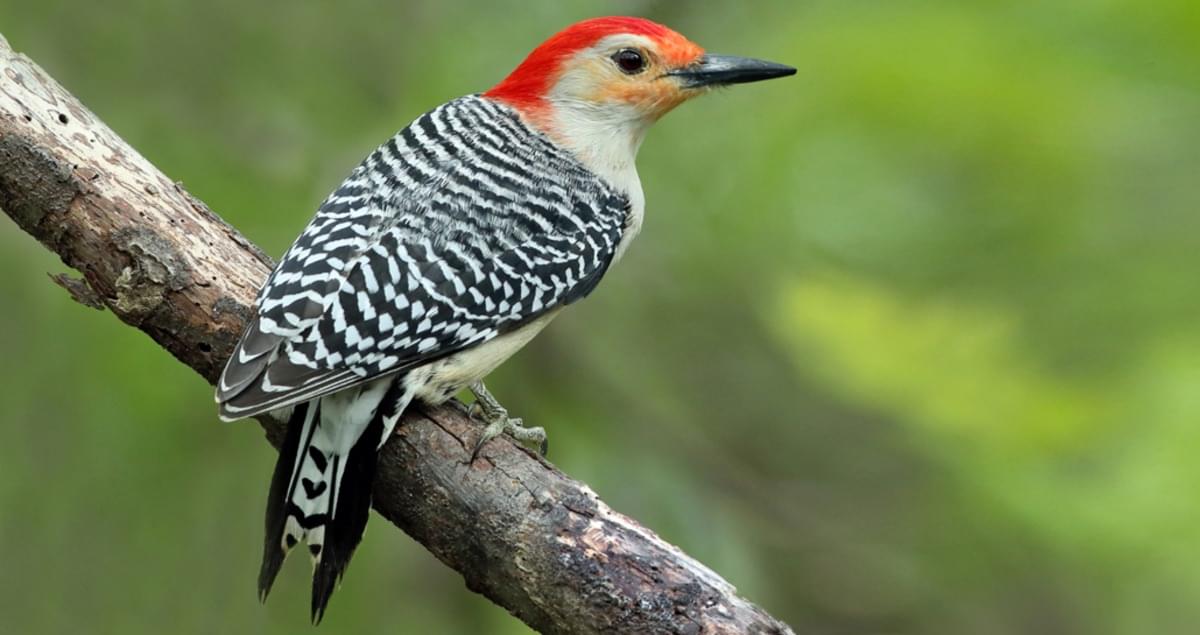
[0,33,793,635]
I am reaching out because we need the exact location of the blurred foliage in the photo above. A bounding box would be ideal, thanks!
[1,1,1198,633]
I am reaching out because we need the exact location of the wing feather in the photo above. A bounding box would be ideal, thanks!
[217,95,629,419]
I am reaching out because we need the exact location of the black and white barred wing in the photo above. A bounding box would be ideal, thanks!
[215,154,414,413]
[217,95,629,420]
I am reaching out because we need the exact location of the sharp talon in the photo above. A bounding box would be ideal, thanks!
[468,441,485,465]
[449,399,471,416]
[467,418,501,464]
[465,381,549,462]
[539,438,548,457]
[468,431,489,464]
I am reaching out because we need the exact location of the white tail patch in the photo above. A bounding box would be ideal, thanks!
[258,375,416,621]
[279,379,396,563]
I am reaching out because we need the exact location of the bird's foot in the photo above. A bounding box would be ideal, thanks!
[467,380,547,462]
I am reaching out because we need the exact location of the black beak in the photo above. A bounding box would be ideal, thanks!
[669,54,796,88]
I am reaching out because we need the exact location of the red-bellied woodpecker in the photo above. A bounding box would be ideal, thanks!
[215,16,794,623]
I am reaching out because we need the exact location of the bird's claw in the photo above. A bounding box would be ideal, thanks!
[466,381,547,463]
[468,413,548,463]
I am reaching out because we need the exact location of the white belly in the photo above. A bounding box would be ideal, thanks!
[405,310,560,404]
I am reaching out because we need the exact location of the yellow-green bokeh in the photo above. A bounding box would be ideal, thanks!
[1,1,1197,633]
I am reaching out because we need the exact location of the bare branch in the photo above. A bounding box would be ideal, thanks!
[0,32,794,634]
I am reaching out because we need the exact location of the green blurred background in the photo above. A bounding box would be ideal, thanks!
[2,1,1198,633]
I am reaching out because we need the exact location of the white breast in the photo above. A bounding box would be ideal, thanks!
[406,310,560,404]
[617,178,645,259]
[544,84,650,264]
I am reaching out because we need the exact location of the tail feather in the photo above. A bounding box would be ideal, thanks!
[258,401,312,601]
[254,377,412,623]
[311,412,383,623]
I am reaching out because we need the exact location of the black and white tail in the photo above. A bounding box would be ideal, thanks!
[257,379,409,624]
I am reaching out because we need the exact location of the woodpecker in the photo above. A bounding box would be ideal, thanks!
[216,16,793,623]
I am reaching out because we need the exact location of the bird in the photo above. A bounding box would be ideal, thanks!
[215,15,794,623]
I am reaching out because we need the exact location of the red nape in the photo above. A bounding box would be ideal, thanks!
[484,17,700,114]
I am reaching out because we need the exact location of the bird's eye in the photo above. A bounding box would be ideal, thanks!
[612,49,646,75]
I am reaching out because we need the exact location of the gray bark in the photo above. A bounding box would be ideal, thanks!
[0,32,794,635]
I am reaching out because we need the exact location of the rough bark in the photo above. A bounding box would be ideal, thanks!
[0,32,794,635]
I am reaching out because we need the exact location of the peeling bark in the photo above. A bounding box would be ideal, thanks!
[0,32,794,634]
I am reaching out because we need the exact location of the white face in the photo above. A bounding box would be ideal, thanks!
[548,34,696,123]
[533,32,702,214]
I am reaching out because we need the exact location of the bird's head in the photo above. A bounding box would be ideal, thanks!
[485,17,794,176]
